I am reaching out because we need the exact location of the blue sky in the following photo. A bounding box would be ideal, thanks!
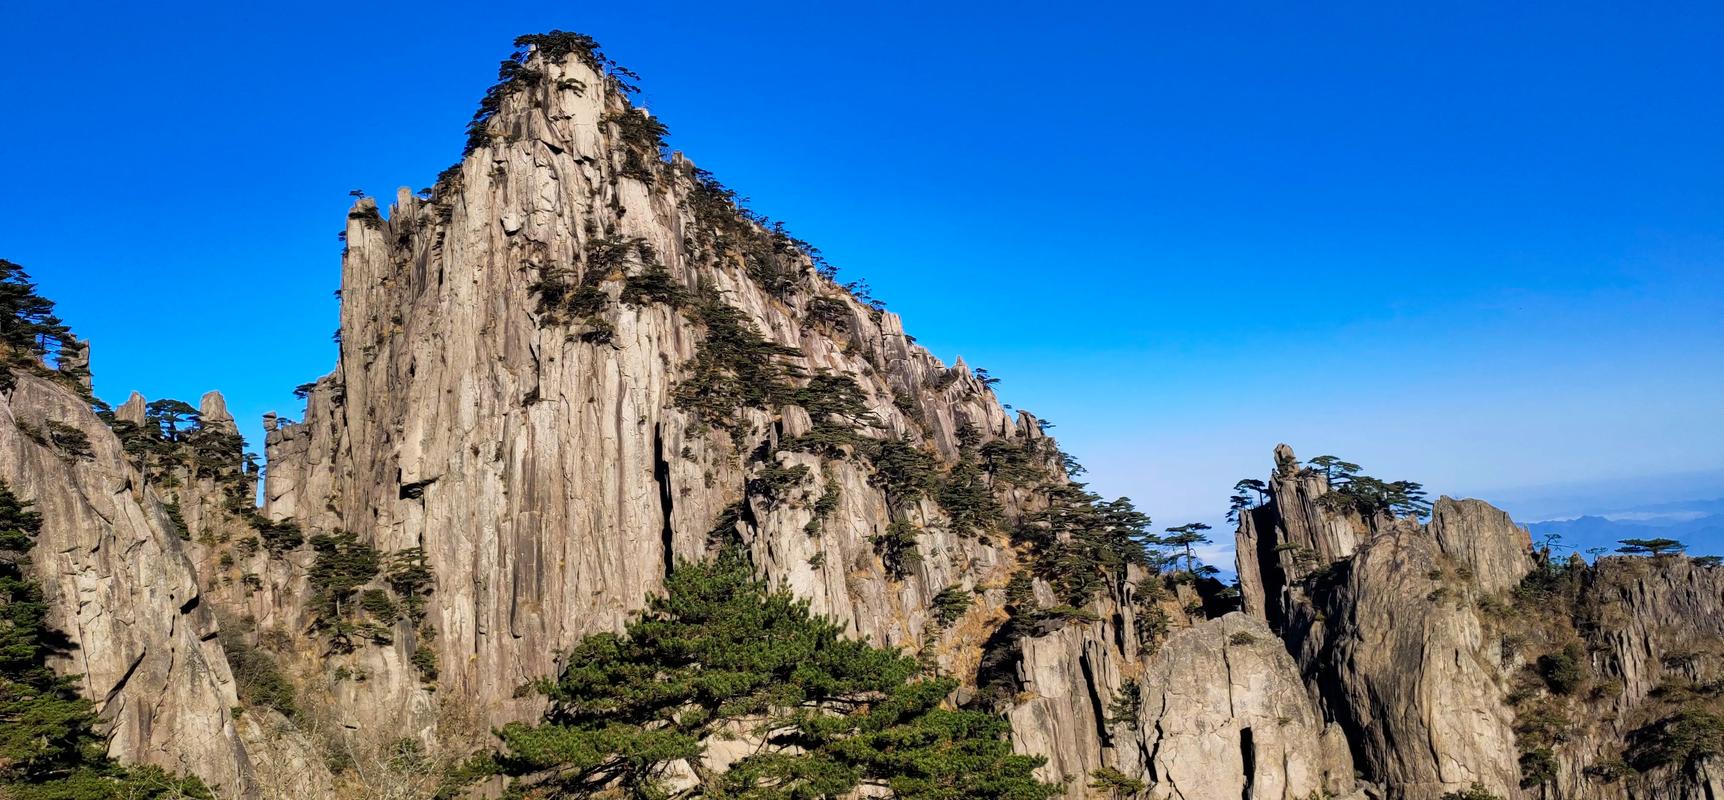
[2,1,1720,553]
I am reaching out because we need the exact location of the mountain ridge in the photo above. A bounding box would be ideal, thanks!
[2,30,1723,800]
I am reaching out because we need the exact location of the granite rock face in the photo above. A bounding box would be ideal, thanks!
[0,372,257,793]
[239,44,1350,795]
[1236,444,1724,800]
[1133,613,1359,800]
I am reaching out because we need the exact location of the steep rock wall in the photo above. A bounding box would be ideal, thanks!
[237,44,1356,795]
[0,372,256,793]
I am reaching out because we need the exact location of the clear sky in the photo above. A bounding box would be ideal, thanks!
[3,1,1720,557]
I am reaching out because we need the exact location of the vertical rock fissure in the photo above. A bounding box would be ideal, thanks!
[1248,502,1287,631]
[1239,726,1256,800]
[1079,649,1112,746]
[652,423,675,579]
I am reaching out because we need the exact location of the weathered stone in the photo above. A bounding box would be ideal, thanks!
[115,390,147,425]
[244,45,1175,790]
[1237,444,1724,799]
[0,373,258,793]
[199,390,238,434]
[1135,613,1359,800]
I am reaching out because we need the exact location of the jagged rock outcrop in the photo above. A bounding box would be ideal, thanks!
[232,40,1354,795]
[1300,516,1526,796]
[1237,444,1724,800]
[199,390,238,434]
[0,372,257,792]
[1133,613,1359,800]
[254,38,1131,771]
[115,389,147,424]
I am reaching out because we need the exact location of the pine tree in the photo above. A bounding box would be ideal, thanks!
[1617,537,1685,557]
[1159,523,1212,577]
[478,550,1060,800]
[1304,455,1360,483]
[0,260,73,366]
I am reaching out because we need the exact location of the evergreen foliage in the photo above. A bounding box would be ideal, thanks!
[871,520,924,581]
[386,547,436,621]
[864,436,940,509]
[781,372,879,457]
[937,459,1001,538]
[480,551,1059,800]
[254,517,305,553]
[1626,708,1724,772]
[1439,785,1505,800]
[976,440,1048,487]
[215,614,297,720]
[1617,538,1684,557]
[1226,478,1267,524]
[388,545,440,682]
[1013,486,1153,608]
[930,585,973,629]
[1087,766,1146,800]
[1106,682,1143,726]
[1303,455,1431,520]
[803,474,842,536]
[44,421,94,460]
[805,297,851,331]
[0,260,74,380]
[1131,580,1172,654]
[677,163,830,300]
[462,31,642,158]
[1536,642,1586,696]
[1158,523,1212,577]
[747,462,811,512]
[347,206,383,230]
[619,265,689,308]
[604,111,671,183]
[672,294,802,429]
[0,481,214,798]
[307,531,382,645]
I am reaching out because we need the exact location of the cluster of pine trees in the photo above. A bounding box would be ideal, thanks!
[0,260,80,394]
[459,550,1062,799]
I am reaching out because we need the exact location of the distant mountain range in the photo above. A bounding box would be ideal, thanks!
[1525,498,1724,557]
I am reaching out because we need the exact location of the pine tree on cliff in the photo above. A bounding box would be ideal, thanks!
[471,549,1060,800]
[1160,523,1212,577]
[0,260,76,394]
[1304,455,1360,483]
[0,481,213,799]
[1617,537,1685,557]
[0,260,71,362]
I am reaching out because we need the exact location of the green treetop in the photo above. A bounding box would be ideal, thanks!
[1303,455,1360,483]
[476,550,1060,800]
[1617,537,1685,557]
[0,260,72,364]
[1159,523,1213,577]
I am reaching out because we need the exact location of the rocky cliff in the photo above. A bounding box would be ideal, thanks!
[0,370,331,797]
[239,36,1353,798]
[1237,444,1724,800]
[6,31,1719,800]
